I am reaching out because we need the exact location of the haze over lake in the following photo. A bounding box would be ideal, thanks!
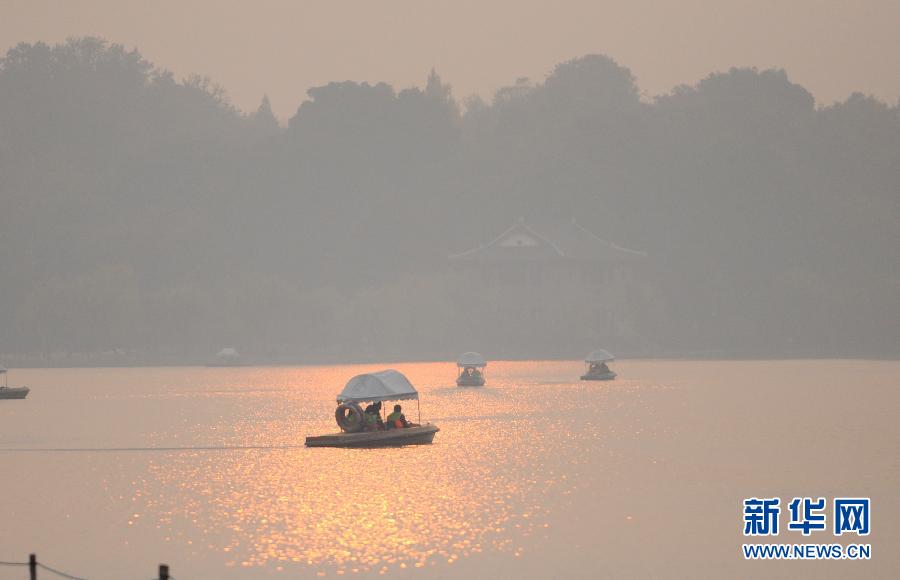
[1,3,899,578]
[1,36,898,363]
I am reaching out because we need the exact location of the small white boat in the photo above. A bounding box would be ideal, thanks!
[306,369,439,448]
[456,352,486,387]
[0,366,29,399]
[580,349,617,381]
[206,347,245,367]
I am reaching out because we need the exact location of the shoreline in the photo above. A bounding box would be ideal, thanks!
[2,352,899,369]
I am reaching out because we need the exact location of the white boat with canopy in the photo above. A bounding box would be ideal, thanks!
[456,352,486,387]
[206,347,244,367]
[305,370,439,447]
[0,366,30,399]
[337,369,420,403]
[580,349,617,381]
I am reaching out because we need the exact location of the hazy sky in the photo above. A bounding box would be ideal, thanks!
[2,0,899,120]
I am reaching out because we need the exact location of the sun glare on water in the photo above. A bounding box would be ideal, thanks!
[127,362,605,575]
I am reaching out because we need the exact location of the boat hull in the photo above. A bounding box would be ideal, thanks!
[580,372,617,381]
[456,377,485,387]
[306,424,439,448]
[0,386,29,399]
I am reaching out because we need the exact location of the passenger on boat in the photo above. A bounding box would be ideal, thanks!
[386,404,409,429]
[589,362,610,375]
[464,367,482,379]
[364,401,384,431]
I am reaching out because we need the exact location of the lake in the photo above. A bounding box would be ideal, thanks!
[1,360,898,578]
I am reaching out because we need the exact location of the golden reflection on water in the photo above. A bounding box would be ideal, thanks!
[136,362,618,575]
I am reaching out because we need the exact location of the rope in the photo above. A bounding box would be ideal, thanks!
[1,557,176,579]
[0,443,308,452]
[37,561,88,580]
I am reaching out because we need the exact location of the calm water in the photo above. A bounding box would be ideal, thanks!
[1,360,898,579]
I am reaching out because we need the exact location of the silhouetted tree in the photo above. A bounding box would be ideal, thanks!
[249,94,281,135]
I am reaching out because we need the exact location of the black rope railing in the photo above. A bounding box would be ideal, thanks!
[0,554,174,579]
[37,561,88,580]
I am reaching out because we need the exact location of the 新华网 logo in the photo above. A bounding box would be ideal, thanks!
[741,496,871,560]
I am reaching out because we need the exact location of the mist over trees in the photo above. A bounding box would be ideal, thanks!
[1,38,897,362]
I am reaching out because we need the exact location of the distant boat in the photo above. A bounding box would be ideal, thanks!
[206,347,245,367]
[306,370,439,448]
[456,352,487,387]
[0,366,29,399]
[580,349,617,381]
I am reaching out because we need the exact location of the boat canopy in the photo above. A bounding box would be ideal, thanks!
[0,366,6,374]
[585,349,615,363]
[457,352,487,367]
[217,347,239,358]
[338,369,419,404]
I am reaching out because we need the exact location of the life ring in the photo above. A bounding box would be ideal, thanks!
[335,402,364,432]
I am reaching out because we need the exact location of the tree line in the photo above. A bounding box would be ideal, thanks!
[1,37,897,361]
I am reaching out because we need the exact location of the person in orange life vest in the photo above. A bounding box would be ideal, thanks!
[386,404,409,429]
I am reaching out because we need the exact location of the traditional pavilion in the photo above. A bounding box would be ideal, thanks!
[448,219,646,354]
[450,218,644,278]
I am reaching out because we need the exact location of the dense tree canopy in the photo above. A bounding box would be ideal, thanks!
[1,38,897,361]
